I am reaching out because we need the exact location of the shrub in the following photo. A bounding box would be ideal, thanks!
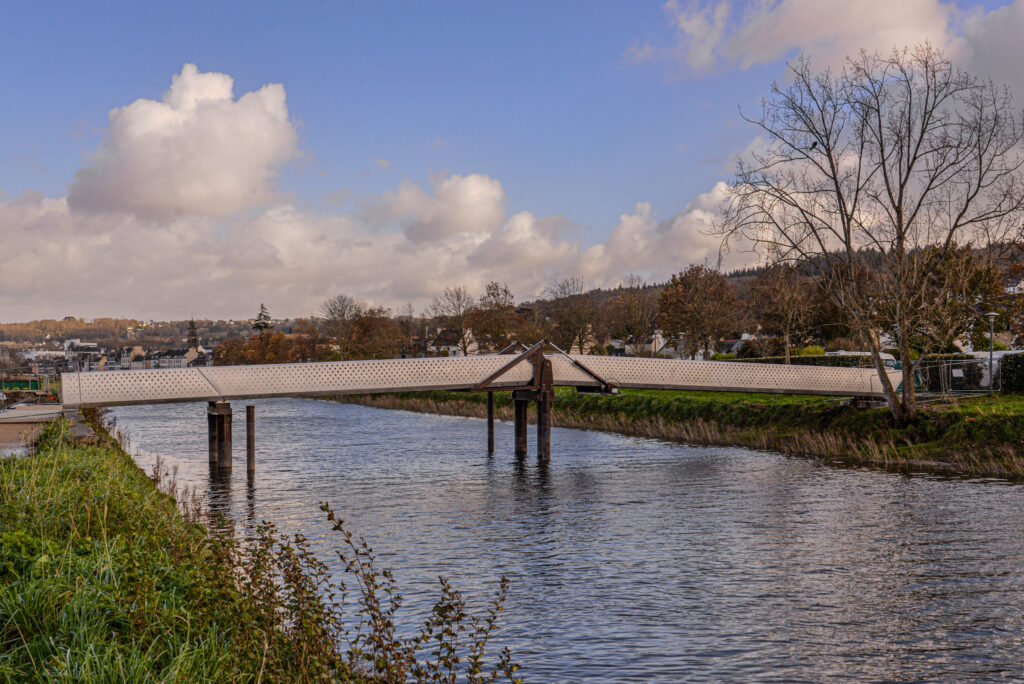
[1001,353,1024,393]
[796,345,825,356]
[725,354,869,368]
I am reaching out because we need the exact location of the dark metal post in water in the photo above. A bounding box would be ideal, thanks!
[987,311,998,396]
[216,402,232,470]
[536,359,553,462]
[207,401,218,466]
[486,391,495,453]
[513,397,528,458]
[246,404,255,474]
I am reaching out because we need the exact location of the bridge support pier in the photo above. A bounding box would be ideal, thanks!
[513,397,528,458]
[207,401,218,466]
[215,401,232,470]
[536,359,553,462]
[486,392,495,454]
[246,405,255,474]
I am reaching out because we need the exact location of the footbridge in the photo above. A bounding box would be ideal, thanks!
[61,342,898,467]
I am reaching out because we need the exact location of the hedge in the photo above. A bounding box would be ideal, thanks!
[1001,353,1024,393]
[726,355,871,368]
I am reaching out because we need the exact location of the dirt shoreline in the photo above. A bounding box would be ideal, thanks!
[0,423,43,456]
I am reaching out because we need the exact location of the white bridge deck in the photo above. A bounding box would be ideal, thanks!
[60,356,898,408]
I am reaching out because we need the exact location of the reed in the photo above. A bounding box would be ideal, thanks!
[331,389,1024,479]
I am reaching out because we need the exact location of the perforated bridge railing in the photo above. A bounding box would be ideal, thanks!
[60,356,899,409]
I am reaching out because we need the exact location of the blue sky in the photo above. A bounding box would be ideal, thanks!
[0,0,1020,320]
[2,2,770,234]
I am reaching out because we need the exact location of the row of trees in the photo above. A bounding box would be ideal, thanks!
[214,44,1024,425]
[215,245,1013,369]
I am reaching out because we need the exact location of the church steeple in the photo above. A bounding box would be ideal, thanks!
[187,318,199,350]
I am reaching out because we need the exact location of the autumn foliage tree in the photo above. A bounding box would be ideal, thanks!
[658,265,739,359]
[467,282,517,351]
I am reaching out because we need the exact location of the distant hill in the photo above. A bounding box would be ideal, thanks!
[0,318,267,348]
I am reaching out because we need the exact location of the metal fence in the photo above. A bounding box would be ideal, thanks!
[913,358,999,398]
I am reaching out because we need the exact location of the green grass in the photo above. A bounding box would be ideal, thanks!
[0,415,522,683]
[0,419,249,681]
[337,389,1024,479]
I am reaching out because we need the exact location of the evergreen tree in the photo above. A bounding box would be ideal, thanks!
[253,303,273,337]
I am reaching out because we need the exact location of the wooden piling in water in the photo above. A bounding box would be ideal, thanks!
[486,391,495,453]
[513,397,528,458]
[216,402,232,470]
[207,401,218,466]
[536,359,553,462]
[246,405,255,474]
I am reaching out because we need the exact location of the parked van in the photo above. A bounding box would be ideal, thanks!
[825,350,899,370]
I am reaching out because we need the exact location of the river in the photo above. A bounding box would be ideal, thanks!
[111,397,1024,682]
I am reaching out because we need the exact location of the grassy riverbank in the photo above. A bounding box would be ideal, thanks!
[0,414,520,682]
[332,389,1024,479]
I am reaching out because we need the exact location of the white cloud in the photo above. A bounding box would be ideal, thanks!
[963,2,1024,107]
[363,172,507,244]
[665,0,731,72]
[623,41,656,64]
[68,63,298,219]
[579,184,756,287]
[649,0,969,74]
[0,64,763,322]
[0,173,750,320]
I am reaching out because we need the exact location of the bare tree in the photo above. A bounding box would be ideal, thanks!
[320,294,366,360]
[749,265,817,363]
[720,44,1024,421]
[395,302,417,355]
[607,274,660,356]
[430,286,476,356]
[545,275,597,354]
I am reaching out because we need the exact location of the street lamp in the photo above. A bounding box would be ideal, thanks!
[986,311,999,396]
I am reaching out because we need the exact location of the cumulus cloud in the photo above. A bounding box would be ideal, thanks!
[579,184,755,286]
[646,0,968,74]
[0,173,747,320]
[68,63,297,218]
[363,172,507,244]
[0,63,760,321]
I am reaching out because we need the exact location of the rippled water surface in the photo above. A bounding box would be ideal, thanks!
[112,398,1024,682]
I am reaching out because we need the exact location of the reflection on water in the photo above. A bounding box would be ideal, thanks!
[113,398,1024,682]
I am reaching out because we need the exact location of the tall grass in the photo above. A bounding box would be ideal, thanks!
[0,416,523,682]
